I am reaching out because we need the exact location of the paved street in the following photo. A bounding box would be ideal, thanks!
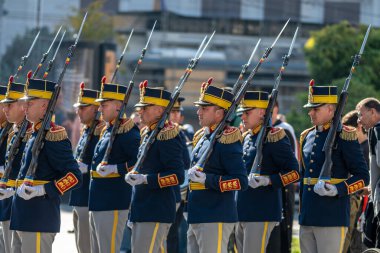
[53,205,76,253]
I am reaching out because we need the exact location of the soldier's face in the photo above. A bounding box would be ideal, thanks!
[169,110,181,124]
[197,106,223,127]
[139,105,163,125]
[308,104,334,126]
[357,106,375,130]
[99,100,121,122]
[76,105,99,125]
[3,101,25,124]
[24,99,48,123]
[240,108,265,130]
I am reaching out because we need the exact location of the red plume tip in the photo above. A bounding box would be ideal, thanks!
[8,75,14,83]
[27,71,33,79]
[142,80,148,87]
[207,77,213,85]
[80,82,85,90]
[101,76,107,84]
[309,79,315,87]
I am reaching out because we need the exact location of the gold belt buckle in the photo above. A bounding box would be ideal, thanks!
[307,177,311,185]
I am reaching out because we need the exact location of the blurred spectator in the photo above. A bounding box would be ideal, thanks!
[342,110,369,253]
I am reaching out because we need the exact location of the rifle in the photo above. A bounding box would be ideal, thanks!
[77,29,134,161]
[102,21,157,164]
[319,25,371,181]
[42,30,66,80]
[0,73,33,187]
[132,31,215,173]
[111,29,134,83]
[32,26,62,78]
[0,28,65,184]
[14,31,40,79]
[194,19,290,170]
[24,13,87,181]
[231,39,261,95]
[250,27,299,175]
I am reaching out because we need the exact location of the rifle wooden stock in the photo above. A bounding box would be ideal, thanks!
[0,119,29,187]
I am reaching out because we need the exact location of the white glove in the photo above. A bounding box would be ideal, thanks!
[96,163,118,177]
[324,182,338,196]
[77,161,88,174]
[189,171,206,184]
[188,166,201,178]
[314,180,338,197]
[248,174,270,188]
[0,188,15,200]
[17,184,45,200]
[125,173,147,186]
[0,166,4,176]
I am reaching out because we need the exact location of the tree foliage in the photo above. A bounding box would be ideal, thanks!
[68,0,114,41]
[287,22,380,137]
[304,21,380,91]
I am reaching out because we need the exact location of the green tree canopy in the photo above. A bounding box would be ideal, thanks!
[68,0,114,41]
[304,21,380,91]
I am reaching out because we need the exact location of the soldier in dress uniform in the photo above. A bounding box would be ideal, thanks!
[125,81,185,253]
[167,97,191,253]
[186,80,248,253]
[235,91,299,253]
[88,80,140,253]
[356,97,380,247]
[69,83,104,253]
[0,80,32,253]
[0,85,10,179]
[10,78,82,253]
[299,82,369,253]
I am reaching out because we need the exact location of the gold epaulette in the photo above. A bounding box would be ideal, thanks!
[340,125,358,141]
[192,128,205,147]
[300,127,314,147]
[116,118,134,134]
[94,121,106,136]
[45,124,68,142]
[267,127,286,143]
[157,123,179,141]
[23,126,33,142]
[218,126,242,144]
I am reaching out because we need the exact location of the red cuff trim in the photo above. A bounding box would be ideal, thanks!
[347,180,365,194]
[158,174,179,188]
[219,179,241,192]
[280,171,300,186]
[55,172,79,195]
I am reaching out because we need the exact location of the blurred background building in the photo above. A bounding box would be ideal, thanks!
[0,0,378,128]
